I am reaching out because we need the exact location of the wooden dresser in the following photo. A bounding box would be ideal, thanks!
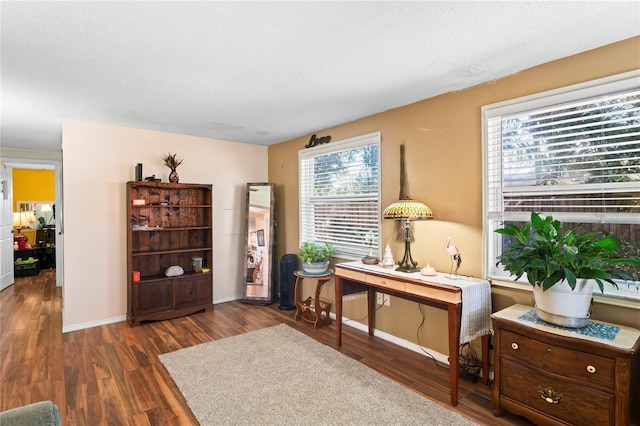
[492,304,640,426]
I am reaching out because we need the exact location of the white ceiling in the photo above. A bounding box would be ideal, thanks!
[2,1,639,152]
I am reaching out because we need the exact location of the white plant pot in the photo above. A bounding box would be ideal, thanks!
[302,261,329,275]
[533,279,594,328]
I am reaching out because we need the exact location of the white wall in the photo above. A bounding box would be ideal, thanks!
[61,120,267,331]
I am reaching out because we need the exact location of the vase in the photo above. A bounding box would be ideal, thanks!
[169,168,179,183]
[533,278,594,328]
[302,261,329,275]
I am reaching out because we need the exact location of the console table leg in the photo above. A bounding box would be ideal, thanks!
[367,287,375,336]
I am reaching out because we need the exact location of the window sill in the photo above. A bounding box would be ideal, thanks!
[490,278,640,310]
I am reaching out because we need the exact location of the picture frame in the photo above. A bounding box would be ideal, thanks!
[257,229,265,247]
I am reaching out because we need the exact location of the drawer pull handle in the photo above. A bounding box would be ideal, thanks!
[538,386,563,404]
[511,343,519,350]
[586,365,596,374]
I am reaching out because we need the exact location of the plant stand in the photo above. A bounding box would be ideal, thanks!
[293,270,333,329]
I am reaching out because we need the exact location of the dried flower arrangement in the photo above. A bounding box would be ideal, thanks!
[163,153,183,170]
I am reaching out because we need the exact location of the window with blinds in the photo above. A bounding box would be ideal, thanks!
[299,132,380,259]
[483,71,640,291]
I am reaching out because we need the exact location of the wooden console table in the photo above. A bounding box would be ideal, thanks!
[334,261,493,406]
[294,270,333,329]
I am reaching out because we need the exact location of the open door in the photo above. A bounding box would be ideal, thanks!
[1,163,15,290]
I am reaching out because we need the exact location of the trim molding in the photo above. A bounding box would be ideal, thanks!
[331,311,450,366]
[63,315,126,333]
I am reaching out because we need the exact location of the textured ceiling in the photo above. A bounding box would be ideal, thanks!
[1,1,639,152]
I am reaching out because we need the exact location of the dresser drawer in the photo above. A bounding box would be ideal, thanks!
[501,358,613,425]
[500,329,615,390]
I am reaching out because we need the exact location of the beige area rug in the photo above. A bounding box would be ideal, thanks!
[159,324,478,425]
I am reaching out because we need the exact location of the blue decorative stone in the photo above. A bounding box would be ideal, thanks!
[518,310,620,341]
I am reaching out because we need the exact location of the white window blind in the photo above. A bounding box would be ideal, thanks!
[483,71,640,289]
[299,132,380,259]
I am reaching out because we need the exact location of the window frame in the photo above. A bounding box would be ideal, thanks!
[482,70,640,303]
[298,132,381,260]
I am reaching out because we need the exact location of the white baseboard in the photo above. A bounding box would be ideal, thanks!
[214,296,242,304]
[63,315,126,333]
[61,297,240,333]
[331,312,450,366]
[331,312,494,380]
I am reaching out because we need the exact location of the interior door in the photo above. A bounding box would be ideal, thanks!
[0,163,14,290]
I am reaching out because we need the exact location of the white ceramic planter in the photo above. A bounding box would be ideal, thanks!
[302,261,329,275]
[533,278,594,328]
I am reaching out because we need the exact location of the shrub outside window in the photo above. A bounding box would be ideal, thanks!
[299,132,381,259]
[483,71,640,302]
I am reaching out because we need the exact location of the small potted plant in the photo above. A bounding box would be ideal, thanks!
[495,211,639,327]
[298,241,336,274]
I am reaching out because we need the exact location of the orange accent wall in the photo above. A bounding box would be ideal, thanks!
[13,169,55,210]
[268,37,640,349]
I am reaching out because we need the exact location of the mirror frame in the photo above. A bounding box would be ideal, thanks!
[242,182,276,304]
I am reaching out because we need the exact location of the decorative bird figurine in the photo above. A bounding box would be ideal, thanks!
[445,236,462,277]
[445,236,460,257]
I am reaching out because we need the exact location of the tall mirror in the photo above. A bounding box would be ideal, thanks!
[242,183,276,304]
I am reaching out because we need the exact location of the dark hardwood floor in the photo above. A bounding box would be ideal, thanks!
[1,270,532,425]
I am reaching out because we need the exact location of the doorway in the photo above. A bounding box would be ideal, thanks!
[0,156,63,291]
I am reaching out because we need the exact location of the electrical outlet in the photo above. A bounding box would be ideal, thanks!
[377,292,391,306]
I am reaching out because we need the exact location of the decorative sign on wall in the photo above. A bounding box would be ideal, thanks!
[305,134,331,148]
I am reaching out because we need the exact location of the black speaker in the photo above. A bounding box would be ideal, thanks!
[279,254,298,310]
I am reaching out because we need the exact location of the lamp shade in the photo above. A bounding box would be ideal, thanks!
[26,211,36,225]
[13,210,36,228]
[13,212,22,227]
[383,198,434,221]
[40,204,52,213]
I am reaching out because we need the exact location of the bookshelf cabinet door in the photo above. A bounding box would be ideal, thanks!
[133,279,173,316]
[176,275,213,309]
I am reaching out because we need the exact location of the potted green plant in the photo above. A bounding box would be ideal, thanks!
[298,241,336,274]
[495,211,639,327]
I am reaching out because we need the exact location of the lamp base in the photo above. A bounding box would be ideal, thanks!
[395,220,420,273]
[396,264,420,273]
